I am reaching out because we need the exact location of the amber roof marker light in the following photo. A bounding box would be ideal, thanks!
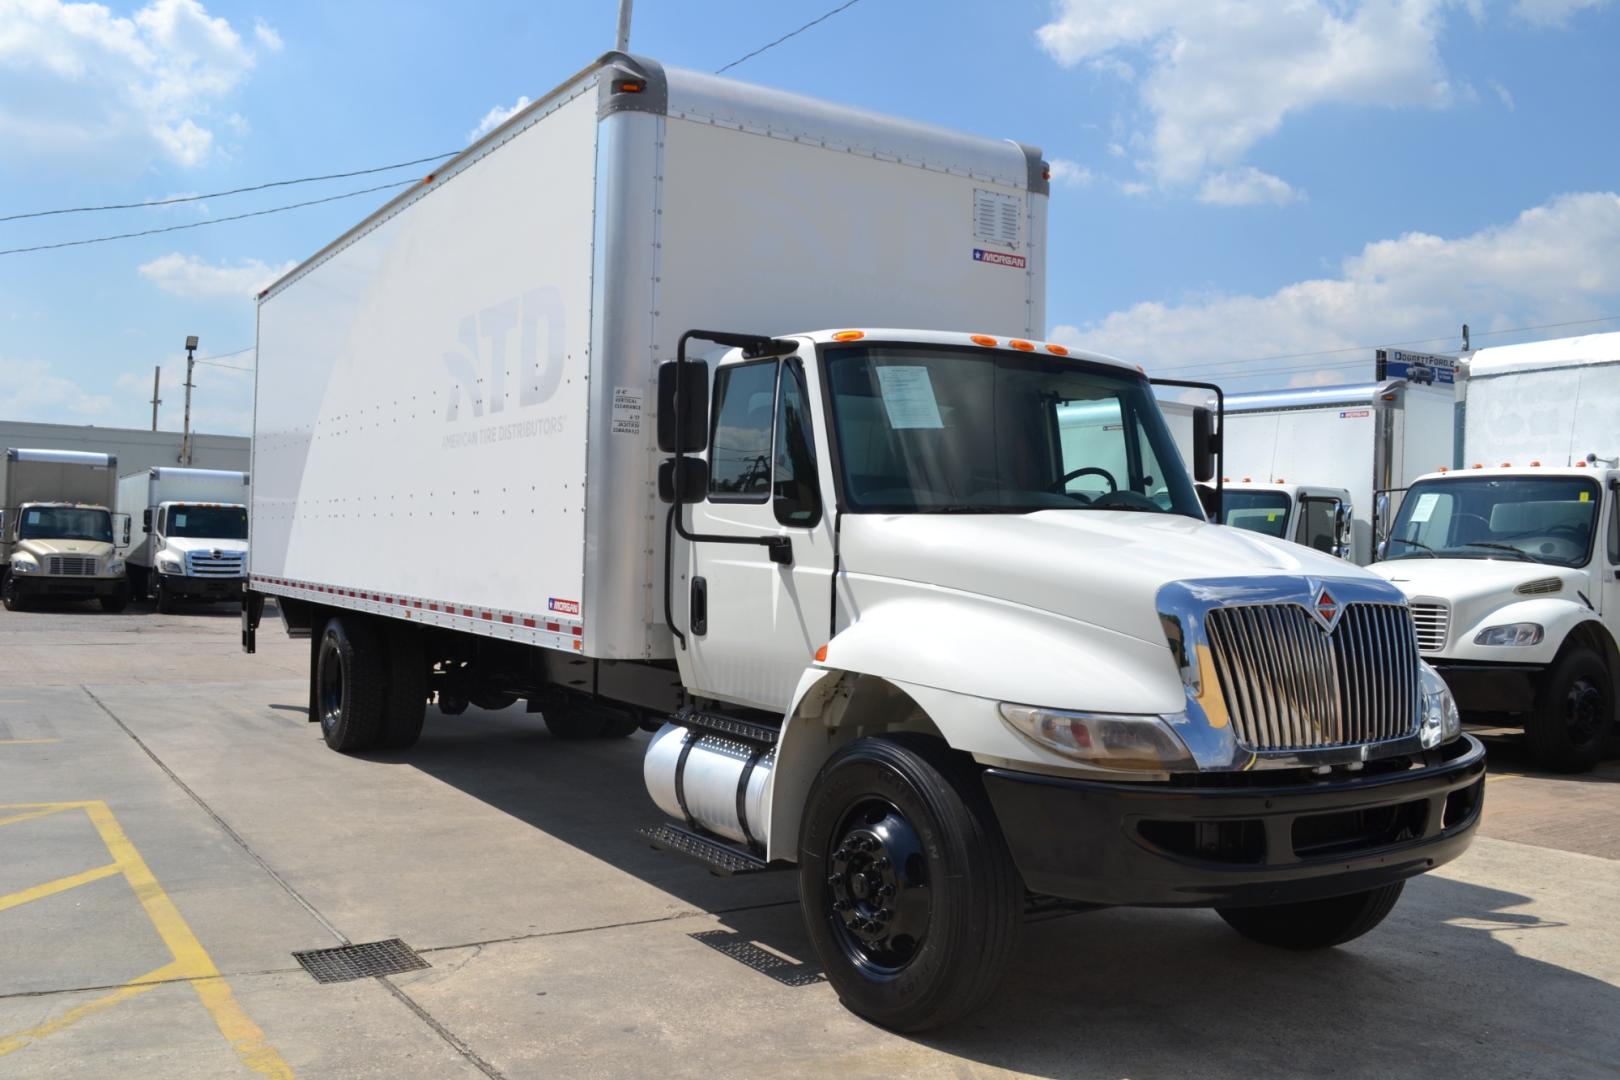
[970,334,998,347]
[832,330,865,341]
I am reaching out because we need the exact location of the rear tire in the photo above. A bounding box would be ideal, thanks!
[1526,648,1613,773]
[1217,882,1404,950]
[378,623,428,749]
[798,734,1021,1032]
[1,571,26,612]
[316,616,387,751]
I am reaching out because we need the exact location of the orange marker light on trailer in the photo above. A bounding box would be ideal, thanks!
[832,330,865,341]
[970,334,998,347]
[1009,339,1034,351]
[1473,463,1484,469]
[815,644,828,662]
[1501,462,1512,468]
[615,79,646,94]
[1530,460,1541,467]
[1045,343,1069,356]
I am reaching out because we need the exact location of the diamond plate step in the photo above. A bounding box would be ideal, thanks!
[639,822,777,875]
[676,709,780,746]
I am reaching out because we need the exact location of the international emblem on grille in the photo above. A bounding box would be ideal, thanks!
[1311,586,1341,632]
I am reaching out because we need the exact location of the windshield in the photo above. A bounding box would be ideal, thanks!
[17,506,112,543]
[166,505,248,540]
[823,345,1202,517]
[1220,490,1292,538]
[1385,476,1600,567]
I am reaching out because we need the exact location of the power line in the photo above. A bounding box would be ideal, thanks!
[1,153,456,223]
[0,180,416,257]
[716,0,867,74]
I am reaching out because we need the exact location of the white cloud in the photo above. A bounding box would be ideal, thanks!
[1197,167,1303,207]
[1512,0,1609,25]
[137,252,295,298]
[469,95,531,142]
[1048,158,1094,187]
[1049,192,1620,387]
[1489,80,1516,110]
[1036,0,1463,199]
[253,18,281,51]
[0,356,115,421]
[0,0,270,169]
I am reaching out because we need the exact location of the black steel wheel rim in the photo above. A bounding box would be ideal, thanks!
[824,797,931,978]
[317,639,344,733]
[1565,676,1607,744]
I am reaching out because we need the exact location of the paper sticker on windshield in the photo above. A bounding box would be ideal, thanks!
[1409,492,1440,523]
[25,511,40,525]
[1580,490,1590,502]
[174,512,188,527]
[875,366,944,429]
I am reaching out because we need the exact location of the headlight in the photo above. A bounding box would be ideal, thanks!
[156,555,184,574]
[9,555,38,575]
[998,703,1195,773]
[1474,622,1543,646]
[1418,663,1461,748]
[106,559,125,576]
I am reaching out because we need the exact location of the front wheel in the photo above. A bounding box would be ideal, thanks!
[1,571,26,612]
[99,585,130,613]
[154,576,175,614]
[1217,882,1405,950]
[798,734,1021,1032]
[1526,648,1613,773]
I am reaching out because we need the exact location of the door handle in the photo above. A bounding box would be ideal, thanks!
[690,576,708,636]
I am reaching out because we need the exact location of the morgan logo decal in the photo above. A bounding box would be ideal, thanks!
[548,598,580,616]
[1310,586,1342,632]
[973,248,1026,269]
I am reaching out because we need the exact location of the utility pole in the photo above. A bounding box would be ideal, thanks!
[149,365,162,431]
[180,335,198,465]
[616,0,632,50]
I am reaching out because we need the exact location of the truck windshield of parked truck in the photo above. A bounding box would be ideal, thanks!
[1385,476,1600,567]
[1219,490,1292,537]
[166,505,248,540]
[823,344,1202,517]
[18,506,112,543]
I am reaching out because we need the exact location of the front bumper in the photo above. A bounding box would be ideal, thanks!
[159,573,245,600]
[12,575,128,600]
[983,734,1485,908]
[1430,661,1542,717]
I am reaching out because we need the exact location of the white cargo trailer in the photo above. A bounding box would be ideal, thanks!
[1459,331,1620,467]
[1,448,129,611]
[117,467,249,610]
[246,53,1482,1031]
[1216,380,1456,563]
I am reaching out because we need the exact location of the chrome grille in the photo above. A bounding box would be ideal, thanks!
[45,555,96,576]
[1409,602,1450,652]
[185,550,246,578]
[1203,602,1420,751]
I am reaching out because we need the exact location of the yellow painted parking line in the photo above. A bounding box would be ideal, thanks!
[0,863,119,914]
[0,739,60,746]
[0,801,294,1078]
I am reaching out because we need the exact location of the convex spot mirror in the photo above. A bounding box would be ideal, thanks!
[658,457,708,505]
[657,361,710,453]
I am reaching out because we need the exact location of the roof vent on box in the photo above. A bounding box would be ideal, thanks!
[974,188,1021,249]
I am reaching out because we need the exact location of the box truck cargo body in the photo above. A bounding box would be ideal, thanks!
[1370,332,1620,772]
[1217,380,1456,563]
[1,449,129,611]
[117,467,249,609]
[246,53,1481,1030]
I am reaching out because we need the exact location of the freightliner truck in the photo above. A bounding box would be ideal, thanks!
[1372,332,1620,772]
[243,53,1484,1030]
[117,467,250,611]
[1,448,129,612]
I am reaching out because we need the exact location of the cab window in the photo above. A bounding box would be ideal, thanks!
[708,361,777,501]
[773,362,821,526]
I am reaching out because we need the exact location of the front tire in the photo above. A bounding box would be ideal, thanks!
[798,734,1020,1032]
[1526,648,1613,773]
[99,585,130,613]
[316,617,387,751]
[154,576,175,614]
[1,571,26,612]
[1217,882,1404,950]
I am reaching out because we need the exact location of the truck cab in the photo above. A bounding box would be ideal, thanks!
[1371,464,1620,770]
[138,502,249,611]
[1217,481,1354,559]
[3,501,128,612]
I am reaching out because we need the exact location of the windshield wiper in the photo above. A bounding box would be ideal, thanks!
[1389,536,1439,558]
[1461,540,1538,563]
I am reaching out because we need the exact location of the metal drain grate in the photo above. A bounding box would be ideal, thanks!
[293,938,430,984]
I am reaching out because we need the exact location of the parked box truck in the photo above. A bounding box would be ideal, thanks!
[117,467,249,611]
[1,448,129,612]
[1372,332,1620,771]
[244,53,1482,1030]
[1217,379,1456,563]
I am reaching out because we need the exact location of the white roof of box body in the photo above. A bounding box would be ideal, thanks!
[1468,331,1620,377]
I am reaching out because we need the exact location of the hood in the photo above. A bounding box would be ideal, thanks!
[19,538,114,558]
[162,536,248,556]
[840,510,1386,645]
[1369,558,1588,604]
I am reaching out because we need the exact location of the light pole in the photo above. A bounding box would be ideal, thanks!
[616,0,632,50]
[149,365,162,432]
[180,335,198,465]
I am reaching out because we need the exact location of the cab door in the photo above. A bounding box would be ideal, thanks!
[1601,475,1620,622]
[680,356,835,712]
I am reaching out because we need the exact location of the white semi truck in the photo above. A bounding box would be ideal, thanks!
[117,467,249,611]
[1,448,129,612]
[243,53,1483,1030]
[1372,331,1620,771]
[1217,380,1456,563]
[1219,482,1355,558]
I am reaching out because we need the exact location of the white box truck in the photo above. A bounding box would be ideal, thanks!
[117,467,250,611]
[244,53,1483,1030]
[1217,379,1456,563]
[1,448,129,612]
[1371,332,1620,771]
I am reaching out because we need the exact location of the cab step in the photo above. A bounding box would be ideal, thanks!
[639,822,780,876]
[675,708,780,746]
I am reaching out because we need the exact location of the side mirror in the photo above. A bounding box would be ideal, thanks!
[658,457,708,504]
[1191,407,1219,483]
[1374,493,1390,544]
[122,517,132,545]
[142,509,152,531]
[657,361,710,453]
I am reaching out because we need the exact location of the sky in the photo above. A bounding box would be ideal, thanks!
[0,0,1616,436]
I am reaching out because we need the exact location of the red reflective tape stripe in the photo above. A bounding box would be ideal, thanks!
[546,622,560,633]
[429,603,439,611]
[572,626,583,636]
[462,608,474,617]
[480,611,492,621]
[501,615,513,624]
[523,618,537,628]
